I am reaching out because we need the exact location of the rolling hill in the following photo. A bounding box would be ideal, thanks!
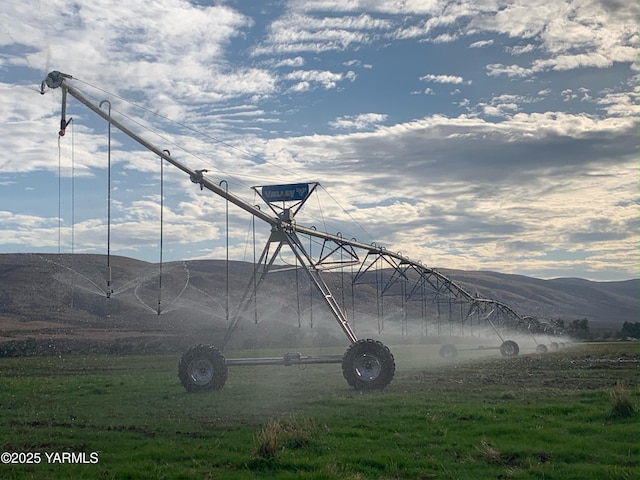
[0,253,637,355]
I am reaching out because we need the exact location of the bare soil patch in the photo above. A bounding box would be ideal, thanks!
[401,343,639,393]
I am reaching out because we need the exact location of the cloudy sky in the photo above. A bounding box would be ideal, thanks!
[0,0,637,282]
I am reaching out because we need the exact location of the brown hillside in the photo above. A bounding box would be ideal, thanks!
[0,253,637,355]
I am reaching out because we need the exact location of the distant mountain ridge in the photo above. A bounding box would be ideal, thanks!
[0,254,637,353]
[437,269,638,329]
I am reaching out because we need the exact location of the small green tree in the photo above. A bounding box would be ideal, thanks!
[619,321,640,339]
[552,318,565,329]
[567,318,590,339]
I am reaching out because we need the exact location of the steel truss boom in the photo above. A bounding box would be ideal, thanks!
[41,71,533,347]
[41,71,362,345]
[42,71,277,228]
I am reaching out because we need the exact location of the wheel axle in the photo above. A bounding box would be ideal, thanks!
[178,339,396,392]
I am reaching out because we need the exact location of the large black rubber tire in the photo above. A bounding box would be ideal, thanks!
[178,344,228,392]
[439,343,458,359]
[500,340,520,357]
[536,344,548,354]
[342,339,395,391]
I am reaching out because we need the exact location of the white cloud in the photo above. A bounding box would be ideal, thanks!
[469,39,494,48]
[286,81,310,93]
[596,90,639,117]
[486,63,532,78]
[253,110,638,277]
[283,69,357,91]
[329,113,388,130]
[286,1,637,78]
[273,56,306,68]
[251,12,393,55]
[478,0,637,77]
[432,33,459,43]
[0,0,282,114]
[420,74,467,84]
[287,0,441,15]
[343,59,373,69]
[506,44,536,55]
[471,93,544,118]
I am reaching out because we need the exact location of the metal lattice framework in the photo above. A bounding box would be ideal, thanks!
[41,71,548,391]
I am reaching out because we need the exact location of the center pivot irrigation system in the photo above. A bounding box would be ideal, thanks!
[41,71,549,392]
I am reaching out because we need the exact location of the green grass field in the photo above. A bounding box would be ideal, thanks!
[1,342,638,479]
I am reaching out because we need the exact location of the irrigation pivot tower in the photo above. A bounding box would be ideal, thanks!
[41,71,541,392]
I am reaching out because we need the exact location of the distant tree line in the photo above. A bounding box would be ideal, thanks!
[548,318,640,341]
[548,318,590,339]
[565,318,590,340]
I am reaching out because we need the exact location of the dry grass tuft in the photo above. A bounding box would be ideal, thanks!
[254,415,318,459]
[477,439,504,465]
[608,382,637,419]
[254,420,282,459]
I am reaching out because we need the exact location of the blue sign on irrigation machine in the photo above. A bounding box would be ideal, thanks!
[262,183,310,203]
